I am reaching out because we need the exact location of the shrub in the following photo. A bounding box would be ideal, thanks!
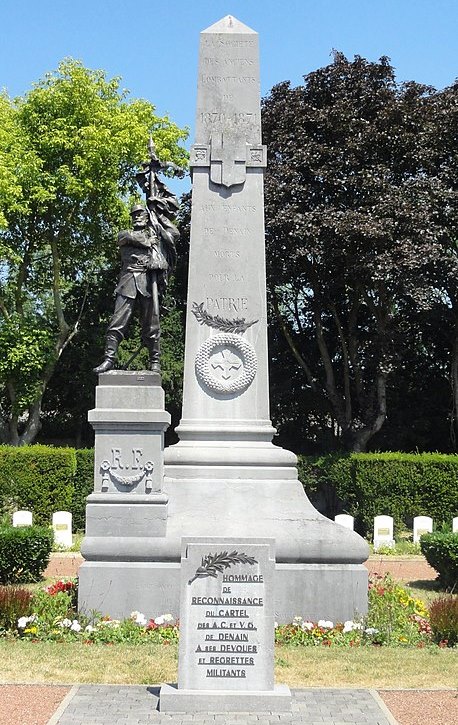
[0,445,76,525]
[0,525,53,584]
[429,595,458,646]
[0,586,33,631]
[420,532,458,589]
[32,585,75,625]
[73,449,94,531]
[366,573,431,646]
[298,452,458,537]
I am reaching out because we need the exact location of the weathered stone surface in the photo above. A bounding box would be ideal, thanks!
[79,16,369,624]
[78,373,170,618]
[159,537,291,714]
[89,371,170,495]
[178,538,275,691]
[159,15,370,623]
[166,15,274,466]
[159,683,292,714]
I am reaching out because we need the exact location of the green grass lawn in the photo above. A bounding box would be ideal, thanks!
[0,641,456,688]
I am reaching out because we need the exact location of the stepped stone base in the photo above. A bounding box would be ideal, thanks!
[78,559,367,623]
[159,683,292,713]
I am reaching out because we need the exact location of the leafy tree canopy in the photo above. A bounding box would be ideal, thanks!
[0,59,188,444]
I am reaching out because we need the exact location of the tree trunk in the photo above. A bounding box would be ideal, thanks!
[450,313,458,450]
[341,372,387,452]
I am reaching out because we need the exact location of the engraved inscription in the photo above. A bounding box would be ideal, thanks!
[206,297,248,312]
[200,111,259,128]
[110,447,144,470]
[111,447,123,469]
[214,249,241,259]
[224,227,250,236]
[209,273,245,283]
[202,38,255,48]
[131,448,143,470]
[180,543,270,685]
[202,57,254,67]
[200,203,257,213]
[201,76,256,85]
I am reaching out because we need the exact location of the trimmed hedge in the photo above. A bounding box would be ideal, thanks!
[420,532,458,589]
[298,452,458,537]
[0,445,75,526]
[0,525,53,584]
[0,446,456,540]
[72,449,94,531]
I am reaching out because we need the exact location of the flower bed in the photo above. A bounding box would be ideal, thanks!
[0,575,455,648]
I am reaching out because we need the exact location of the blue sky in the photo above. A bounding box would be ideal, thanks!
[1,1,456,192]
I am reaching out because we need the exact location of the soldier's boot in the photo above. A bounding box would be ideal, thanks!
[147,340,161,374]
[93,335,119,374]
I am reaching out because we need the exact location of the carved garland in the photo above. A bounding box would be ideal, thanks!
[100,460,154,490]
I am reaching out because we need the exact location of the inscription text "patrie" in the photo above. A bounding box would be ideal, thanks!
[206,297,248,312]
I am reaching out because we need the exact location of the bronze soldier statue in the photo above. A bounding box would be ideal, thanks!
[93,140,182,374]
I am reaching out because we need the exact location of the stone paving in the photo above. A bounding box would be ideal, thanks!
[47,685,398,724]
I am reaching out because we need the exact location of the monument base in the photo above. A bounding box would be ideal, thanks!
[77,560,366,622]
[159,683,291,713]
[78,371,171,617]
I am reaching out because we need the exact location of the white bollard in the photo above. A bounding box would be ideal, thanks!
[452,517,458,534]
[52,511,73,548]
[413,516,433,543]
[12,510,33,527]
[373,515,394,551]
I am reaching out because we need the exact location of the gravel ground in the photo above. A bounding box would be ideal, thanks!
[379,689,458,725]
[45,552,438,581]
[0,684,70,725]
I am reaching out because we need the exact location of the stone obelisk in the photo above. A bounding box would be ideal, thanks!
[161,16,369,622]
[166,15,291,476]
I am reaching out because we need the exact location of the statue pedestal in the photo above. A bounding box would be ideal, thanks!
[78,371,170,618]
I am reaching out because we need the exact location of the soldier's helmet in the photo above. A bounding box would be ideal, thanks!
[130,203,147,216]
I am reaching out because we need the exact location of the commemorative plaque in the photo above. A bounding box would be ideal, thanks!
[159,537,291,713]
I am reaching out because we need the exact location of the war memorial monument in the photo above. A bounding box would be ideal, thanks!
[78,15,369,633]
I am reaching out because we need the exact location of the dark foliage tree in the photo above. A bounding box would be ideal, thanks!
[262,54,457,452]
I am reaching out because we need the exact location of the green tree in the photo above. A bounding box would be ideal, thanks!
[262,54,456,452]
[0,59,187,445]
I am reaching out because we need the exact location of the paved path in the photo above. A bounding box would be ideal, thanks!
[47,685,397,724]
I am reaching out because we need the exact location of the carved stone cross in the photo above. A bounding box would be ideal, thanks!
[191,131,266,189]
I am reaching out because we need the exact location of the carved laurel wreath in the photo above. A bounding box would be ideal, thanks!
[192,302,258,334]
[188,550,258,585]
[195,332,257,394]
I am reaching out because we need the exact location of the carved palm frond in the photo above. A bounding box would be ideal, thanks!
[188,550,258,584]
[192,302,258,334]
